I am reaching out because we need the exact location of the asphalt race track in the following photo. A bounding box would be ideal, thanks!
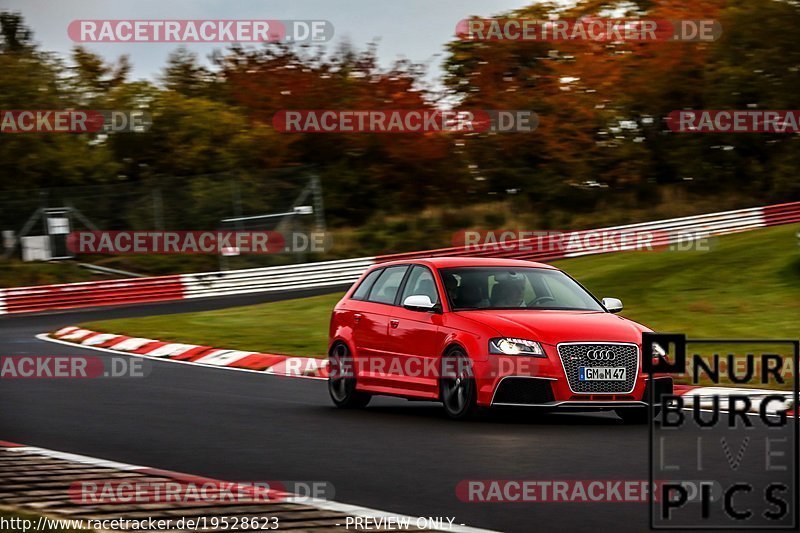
[0,288,794,532]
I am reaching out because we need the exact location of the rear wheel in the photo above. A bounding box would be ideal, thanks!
[328,343,371,409]
[440,349,479,420]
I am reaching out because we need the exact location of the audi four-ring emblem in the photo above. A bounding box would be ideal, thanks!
[586,349,616,361]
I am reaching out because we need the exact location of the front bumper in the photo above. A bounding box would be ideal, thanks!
[487,375,673,409]
[474,349,673,408]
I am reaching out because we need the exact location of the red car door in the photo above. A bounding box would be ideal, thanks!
[353,265,409,389]
[338,267,383,376]
[386,265,445,398]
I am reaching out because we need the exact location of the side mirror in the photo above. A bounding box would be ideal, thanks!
[403,294,437,311]
[602,297,623,313]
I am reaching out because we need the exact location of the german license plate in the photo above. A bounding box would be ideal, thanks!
[578,367,626,381]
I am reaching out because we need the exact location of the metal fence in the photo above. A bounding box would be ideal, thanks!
[0,168,324,264]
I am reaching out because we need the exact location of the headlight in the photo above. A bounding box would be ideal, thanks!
[489,337,545,357]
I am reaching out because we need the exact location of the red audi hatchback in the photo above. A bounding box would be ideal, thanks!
[328,257,672,422]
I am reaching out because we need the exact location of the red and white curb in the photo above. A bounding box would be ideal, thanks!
[40,327,796,414]
[0,440,498,533]
[673,385,795,416]
[44,326,329,379]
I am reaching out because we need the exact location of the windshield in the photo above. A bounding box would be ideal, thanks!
[440,267,605,312]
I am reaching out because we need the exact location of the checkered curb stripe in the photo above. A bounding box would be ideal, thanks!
[0,442,490,532]
[49,326,329,378]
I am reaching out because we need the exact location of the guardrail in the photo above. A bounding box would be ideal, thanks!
[0,276,185,315]
[376,203,791,262]
[181,257,376,299]
[1,201,799,315]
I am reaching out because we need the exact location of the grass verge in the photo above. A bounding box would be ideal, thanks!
[81,292,342,357]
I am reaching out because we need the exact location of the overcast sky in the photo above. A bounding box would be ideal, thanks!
[0,0,535,84]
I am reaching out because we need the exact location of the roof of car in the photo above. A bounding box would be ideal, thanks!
[374,256,558,270]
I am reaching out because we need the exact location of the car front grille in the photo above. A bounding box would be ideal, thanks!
[557,342,639,394]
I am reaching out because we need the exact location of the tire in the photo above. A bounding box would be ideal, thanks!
[328,343,371,409]
[615,407,658,424]
[439,348,479,420]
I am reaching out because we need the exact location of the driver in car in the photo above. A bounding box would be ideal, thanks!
[492,278,526,307]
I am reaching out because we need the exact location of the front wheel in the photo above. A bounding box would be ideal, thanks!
[328,343,371,409]
[440,349,479,420]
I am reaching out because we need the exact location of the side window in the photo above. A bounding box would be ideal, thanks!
[366,265,409,305]
[399,266,440,305]
[351,269,382,300]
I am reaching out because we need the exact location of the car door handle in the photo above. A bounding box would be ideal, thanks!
[353,313,363,323]
[390,319,400,328]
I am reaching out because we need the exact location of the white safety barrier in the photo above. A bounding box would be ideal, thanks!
[180,256,376,299]
[2,201,798,314]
